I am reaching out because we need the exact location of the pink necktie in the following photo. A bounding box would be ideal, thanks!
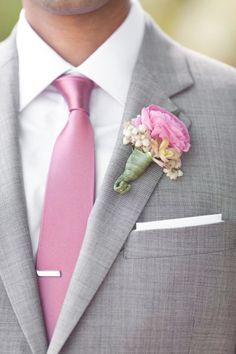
[36,74,95,341]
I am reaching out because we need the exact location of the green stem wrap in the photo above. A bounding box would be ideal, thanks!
[114,148,153,194]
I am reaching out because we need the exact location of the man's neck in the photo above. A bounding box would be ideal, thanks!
[23,0,131,66]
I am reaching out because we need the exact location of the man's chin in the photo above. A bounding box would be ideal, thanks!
[33,0,112,15]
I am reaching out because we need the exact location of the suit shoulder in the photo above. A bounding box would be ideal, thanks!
[145,17,236,88]
[182,46,236,87]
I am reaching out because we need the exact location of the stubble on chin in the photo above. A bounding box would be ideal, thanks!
[32,0,112,15]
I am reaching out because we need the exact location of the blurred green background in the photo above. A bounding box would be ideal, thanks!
[1,0,236,66]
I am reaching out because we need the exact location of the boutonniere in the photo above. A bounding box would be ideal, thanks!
[114,104,191,194]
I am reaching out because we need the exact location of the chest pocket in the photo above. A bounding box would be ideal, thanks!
[123,221,236,259]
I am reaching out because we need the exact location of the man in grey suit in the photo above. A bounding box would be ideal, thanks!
[0,0,236,353]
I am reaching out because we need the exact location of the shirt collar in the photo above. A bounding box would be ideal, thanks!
[16,1,145,112]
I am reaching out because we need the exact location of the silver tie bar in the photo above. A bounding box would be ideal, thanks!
[36,270,61,277]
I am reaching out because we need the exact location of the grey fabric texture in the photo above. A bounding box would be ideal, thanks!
[0,13,236,354]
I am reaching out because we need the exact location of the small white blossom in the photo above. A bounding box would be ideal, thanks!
[128,124,134,130]
[138,124,147,133]
[163,168,183,180]
[135,140,142,148]
[124,130,132,138]
[165,170,178,180]
[123,137,130,145]
[132,128,138,136]
[177,170,183,177]
[142,138,150,147]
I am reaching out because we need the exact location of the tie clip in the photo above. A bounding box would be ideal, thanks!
[36,270,61,277]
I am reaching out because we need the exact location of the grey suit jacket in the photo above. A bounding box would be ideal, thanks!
[0,13,236,354]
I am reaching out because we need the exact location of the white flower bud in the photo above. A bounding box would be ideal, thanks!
[123,137,130,145]
[128,124,134,130]
[170,174,178,180]
[138,124,146,133]
[135,140,142,148]
[124,130,132,138]
[132,128,138,136]
[142,138,150,147]
[177,170,183,177]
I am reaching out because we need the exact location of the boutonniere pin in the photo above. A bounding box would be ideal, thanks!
[114,104,191,194]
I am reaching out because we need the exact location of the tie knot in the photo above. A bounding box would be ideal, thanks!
[53,74,94,113]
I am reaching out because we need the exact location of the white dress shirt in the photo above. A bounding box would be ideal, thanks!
[16,1,145,257]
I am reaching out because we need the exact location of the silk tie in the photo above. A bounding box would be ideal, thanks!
[36,74,95,341]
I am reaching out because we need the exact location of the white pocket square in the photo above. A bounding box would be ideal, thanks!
[135,214,223,231]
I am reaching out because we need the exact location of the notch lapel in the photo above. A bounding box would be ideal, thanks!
[48,17,194,354]
[0,33,48,353]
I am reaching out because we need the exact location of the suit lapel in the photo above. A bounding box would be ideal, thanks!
[48,17,194,354]
[0,33,48,353]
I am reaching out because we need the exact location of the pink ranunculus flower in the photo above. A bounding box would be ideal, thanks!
[132,104,190,152]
